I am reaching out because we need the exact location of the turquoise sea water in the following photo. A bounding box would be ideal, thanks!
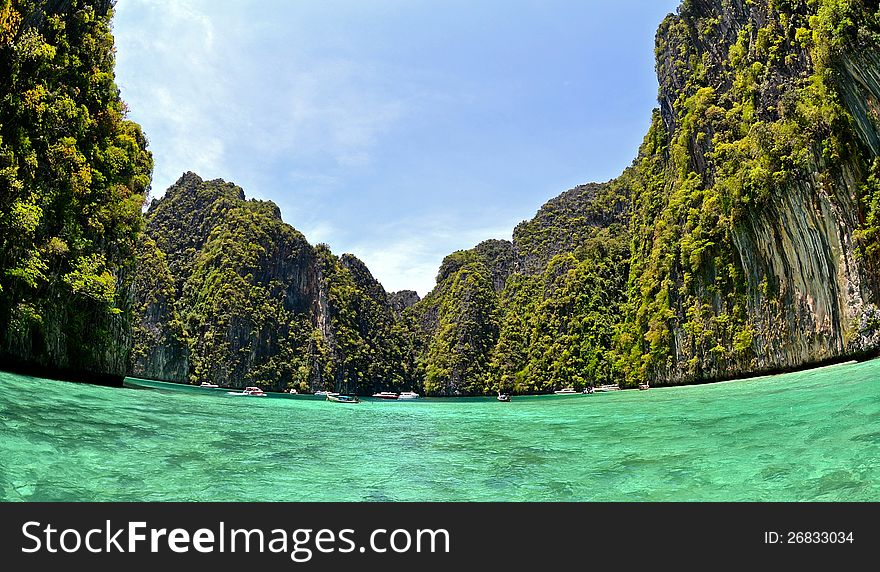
[1,360,878,501]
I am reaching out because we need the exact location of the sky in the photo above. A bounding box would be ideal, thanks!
[113,0,681,296]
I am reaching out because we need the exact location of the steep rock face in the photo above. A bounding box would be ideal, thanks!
[340,253,388,303]
[0,0,152,384]
[472,240,516,291]
[389,290,420,313]
[413,239,514,341]
[316,250,419,393]
[513,182,629,275]
[129,235,189,382]
[837,48,880,155]
[620,0,880,385]
[411,179,631,395]
[131,174,417,393]
[132,174,320,387]
[144,172,247,291]
[434,239,515,290]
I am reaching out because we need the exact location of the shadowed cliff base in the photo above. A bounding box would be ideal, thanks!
[0,357,125,388]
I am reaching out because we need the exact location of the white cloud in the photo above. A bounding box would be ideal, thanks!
[115,0,230,195]
[297,221,337,246]
[115,0,408,197]
[347,216,515,296]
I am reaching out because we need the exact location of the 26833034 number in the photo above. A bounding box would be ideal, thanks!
[786,531,854,544]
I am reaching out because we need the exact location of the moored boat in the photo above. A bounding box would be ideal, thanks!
[497,393,511,402]
[398,391,420,400]
[638,383,650,391]
[554,387,578,395]
[227,386,266,397]
[327,394,360,404]
[595,384,620,393]
[199,382,219,388]
[372,391,399,400]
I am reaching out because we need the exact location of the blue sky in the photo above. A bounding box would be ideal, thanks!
[114,0,681,296]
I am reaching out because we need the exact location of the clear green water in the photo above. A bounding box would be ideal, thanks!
[1,359,879,501]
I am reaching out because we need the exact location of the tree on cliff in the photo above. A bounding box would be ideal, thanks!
[0,0,152,375]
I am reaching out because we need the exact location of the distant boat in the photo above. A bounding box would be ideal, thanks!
[398,391,420,400]
[554,388,578,395]
[227,386,266,397]
[199,382,219,388]
[638,383,650,391]
[595,384,620,393]
[288,388,298,394]
[372,391,399,400]
[327,394,360,404]
[497,393,511,402]
[314,390,339,397]
[583,386,594,394]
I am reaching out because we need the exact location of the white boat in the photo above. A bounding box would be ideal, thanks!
[554,388,578,395]
[199,382,219,388]
[314,390,339,397]
[397,391,420,400]
[595,384,620,392]
[372,391,399,400]
[227,386,267,397]
[326,394,360,404]
[288,388,298,394]
[497,393,511,402]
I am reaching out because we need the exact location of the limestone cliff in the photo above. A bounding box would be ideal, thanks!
[619,0,880,385]
[0,0,152,385]
[389,290,421,313]
[513,182,630,275]
[410,179,631,395]
[131,173,417,393]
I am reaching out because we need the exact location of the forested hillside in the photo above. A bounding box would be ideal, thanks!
[131,173,420,393]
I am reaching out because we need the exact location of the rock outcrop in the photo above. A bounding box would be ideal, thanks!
[513,182,630,275]
[131,174,418,393]
[0,0,152,385]
[618,0,880,385]
[389,290,420,313]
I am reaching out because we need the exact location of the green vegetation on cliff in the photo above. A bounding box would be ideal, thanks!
[410,180,631,395]
[132,174,420,393]
[0,0,152,376]
[617,0,880,385]
[311,248,419,394]
[422,258,500,395]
